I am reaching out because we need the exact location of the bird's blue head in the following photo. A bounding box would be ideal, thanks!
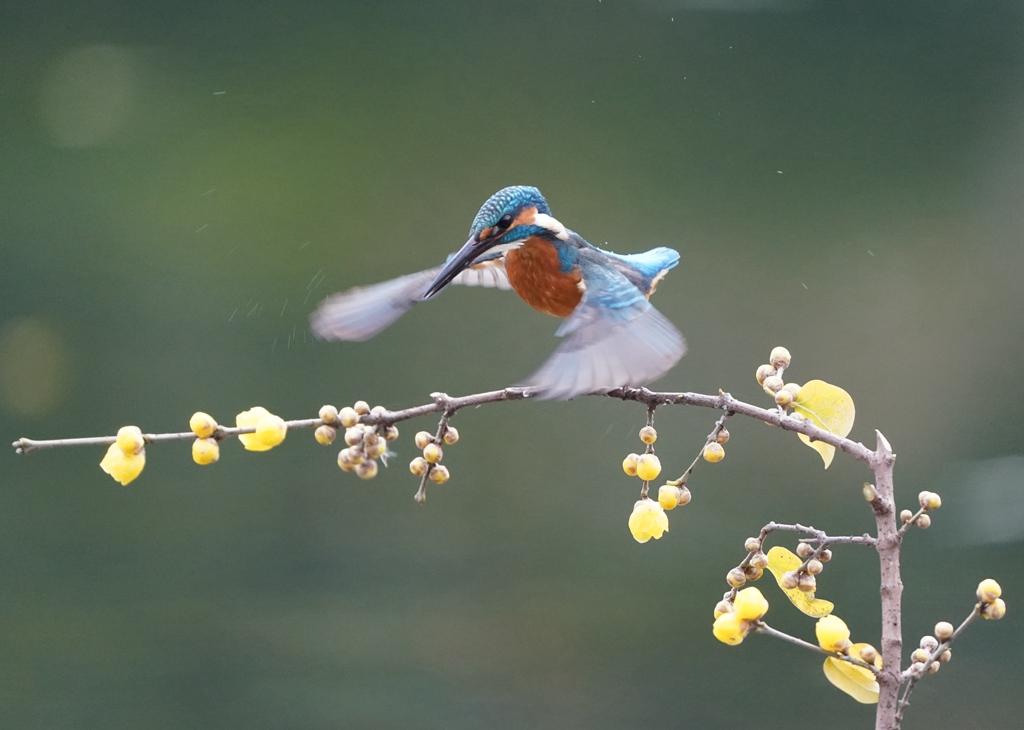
[423,185,567,299]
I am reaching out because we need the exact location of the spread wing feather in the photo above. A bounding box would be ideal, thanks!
[522,250,684,399]
[310,255,510,342]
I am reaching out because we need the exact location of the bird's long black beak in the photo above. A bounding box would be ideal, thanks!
[421,234,483,300]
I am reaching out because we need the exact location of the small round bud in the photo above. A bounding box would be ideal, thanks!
[622,453,640,476]
[703,442,725,463]
[749,551,768,570]
[934,622,954,641]
[314,425,337,445]
[191,437,220,465]
[336,450,356,472]
[714,600,734,619]
[409,456,428,476]
[414,431,434,449]
[782,382,802,398]
[977,578,1002,603]
[900,509,914,524]
[806,559,824,575]
[353,401,370,415]
[858,645,878,664]
[443,427,460,445]
[911,648,929,664]
[716,428,730,444]
[797,573,817,593]
[769,346,791,369]
[189,412,218,439]
[774,389,793,408]
[780,571,800,590]
[342,447,364,466]
[366,440,387,459]
[429,464,450,484]
[862,483,877,501]
[423,443,443,464]
[712,612,748,646]
[939,649,952,663]
[636,453,662,482]
[919,636,939,653]
[726,568,746,588]
[344,427,364,447]
[982,598,1006,620]
[755,364,776,385]
[911,661,926,675]
[362,431,380,447]
[639,426,658,444]
[383,425,399,441]
[676,485,692,506]
[116,426,145,456]
[744,537,761,553]
[356,460,378,480]
[919,491,941,510]
[338,407,359,428]
[916,513,932,529]
[370,405,387,418]
[743,565,763,581]
[658,484,681,511]
[819,549,833,563]
[796,542,814,559]
[318,405,338,424]
[926,661,940,674]
[763,375,784,393]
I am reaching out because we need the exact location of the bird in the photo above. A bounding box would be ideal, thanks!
[310,185,685,400]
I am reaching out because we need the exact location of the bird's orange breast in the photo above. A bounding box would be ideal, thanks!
[504,238,582,318]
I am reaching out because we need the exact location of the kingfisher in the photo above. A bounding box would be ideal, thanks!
[310,186,685,399]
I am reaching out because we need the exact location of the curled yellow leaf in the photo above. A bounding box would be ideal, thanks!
[765,546,834,618]
[822,655,879,704]
[793,379,855,469]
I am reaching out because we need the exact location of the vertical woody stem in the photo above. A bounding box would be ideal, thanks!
[870,430,902,730]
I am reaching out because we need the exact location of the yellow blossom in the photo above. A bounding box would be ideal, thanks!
[100,442,145,485]
[712,612,748,646]
[816,615,852,652]
[236,407,286,451]
[733,587,770,621]
[192,438,220,465]
[628,499,669,543]
[189,412,217,438]
[115,425,144,456]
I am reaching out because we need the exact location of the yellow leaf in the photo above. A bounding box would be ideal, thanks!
[793,379,855,469]
[822,657,879,704]
[765,546,834,618]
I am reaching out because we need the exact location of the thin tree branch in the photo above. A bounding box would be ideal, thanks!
[755,621,880,674]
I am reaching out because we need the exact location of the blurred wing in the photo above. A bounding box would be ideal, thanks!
[310,255,511,342]
[522,252,685,399]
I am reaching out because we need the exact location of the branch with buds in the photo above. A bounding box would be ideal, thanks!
[10,347,1006,730]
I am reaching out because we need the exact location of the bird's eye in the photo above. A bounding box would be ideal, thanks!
[496,213,514,230]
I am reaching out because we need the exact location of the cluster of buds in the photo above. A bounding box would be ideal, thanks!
[977,578,1006,620]
[99,425,147,485]
[702,426,729,463]
[817,614,881,668]
[713,586,769,645]
[623,425,679,543]
[189,411,221,464]
[909,624,955,676]
[319,401,398,480]
[755,346,802,409]
[775,539,833,594]
[409,425,457,486]
[724,535,772,589]
[900,490,942,530]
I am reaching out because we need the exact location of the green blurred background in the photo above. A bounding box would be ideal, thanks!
[2,1,1022,728]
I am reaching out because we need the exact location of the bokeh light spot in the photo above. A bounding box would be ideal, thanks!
[0,318,73,417]
[39,45,137,148]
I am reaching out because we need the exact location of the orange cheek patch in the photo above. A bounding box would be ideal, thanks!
[511,206,538,230]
